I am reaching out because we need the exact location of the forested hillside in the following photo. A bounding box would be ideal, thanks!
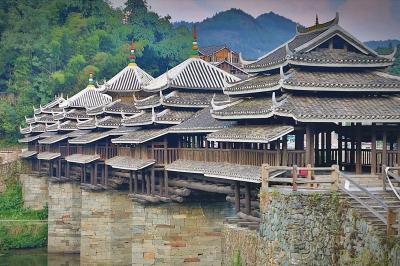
[175,9,297,59]
[0,0,191,145]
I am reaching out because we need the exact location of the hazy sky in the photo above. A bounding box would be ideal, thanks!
[111,0,400,41]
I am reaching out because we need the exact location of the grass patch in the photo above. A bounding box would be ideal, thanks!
[0,166,48,250]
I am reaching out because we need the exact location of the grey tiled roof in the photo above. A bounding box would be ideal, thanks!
[284,70,400,91]
[38,134,69,144]
[105,156,155,171]
[31,124,46,133]
[37,152,61,160]
[35,114,56,123]
[207,125,294,143]
[162,91,229,108]
[212,93,400,122]
[155,109,195,124]
[69,131,112,144]
[19,150,38,158]
[97,116,122,128]
[86,105,105,116]
[290,49,392,66]
[134,94,161,109]
[59,121,78,131]
[199,45,228,56]
[224,74,281,94]
[18,135,41,143]
[65,154,100,164]
[77,119,97,130]
[166,160,262,183]
[121,112,153,126]
[104,65,153,92]
[170,107,235,133]
[108,126,140,135]
[112,128,169,144]
[105,101,139,114]
[65,109,91,120]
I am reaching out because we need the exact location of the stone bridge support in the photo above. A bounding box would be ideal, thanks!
[132,202,231,265]
[20,174,48,210]
[80,190,132,265]
[48,181,81,253]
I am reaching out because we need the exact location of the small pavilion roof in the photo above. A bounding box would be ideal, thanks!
[37,152,61,161]
[86,105,105,116]
[161,91,229,108]
[98,65,153,93]
[105,156,155,171]
[60,86,112,108]
[96,116,122,129]
[166,160,284,183]
[31,124,46,133]
[65,109,91,120]
[154,109,195,125]
[34,95,65,115]
[108,126,140,135]
[18,135,41,143]
[169,107,235,133]
[207,125,294,143]
[134,94,161,110]
[143,58,240,92]
[111,128,169,144]
[38,134,70,145]
[69,131,113,145]
[65,154,100,164]
[34,114,56,124]
[212,93,400,123]
[19,150,38,158]
[104,100,139,115]
[199,45,233,56]
[59,121,78,131]
[77,118,97,130]
[121,111,154,127]
[224,73,281,95]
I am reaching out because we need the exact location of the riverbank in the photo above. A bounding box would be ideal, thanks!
[0,161,48,250]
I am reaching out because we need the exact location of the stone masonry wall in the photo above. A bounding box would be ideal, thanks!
[223,190,400,265]
[48,181,81,253]
[20,174,48,210]
[80,190,132,265]
[132,202,230,265]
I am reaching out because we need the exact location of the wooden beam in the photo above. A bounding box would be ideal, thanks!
[356,125,362,174]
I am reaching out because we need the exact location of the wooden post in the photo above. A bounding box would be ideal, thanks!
[82,165,85,183]
[134,171,138,194]
[141,170,145,193]
[244,182,251,214]
[356,125,362,174]
[371,130,377,175]
[39,160,42,176]
[292,165,298,191]
[49,160,52,177]
[93,162,97,185]
[129,171,133,194]
[57,159,61,178]
[331,165,339,191]
[205,139,208,162]
[151,167,155,195]
[326,131,332,165]
[282,135,288,166]
[321,131,325,165]
[146,170,151,195]
[382,164,387,191]
[164,170,169,196]
[383,131,388,170]
[235,181,240,213]
[104,164,108,187]
[307,164,312,188]
[338,131,343,168]
[397,134,400,166]
[387,208,395,237]
[66,161,70,179]
[315,131,320,166]
[261,164,269,189]
[276,139,281,166]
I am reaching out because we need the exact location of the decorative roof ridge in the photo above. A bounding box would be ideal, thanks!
[121,110,146,121]
[296,12,339,34]
[374,71,400,81]
[211,94,243,111]
[379,45,397,60]
[134,93,158,103]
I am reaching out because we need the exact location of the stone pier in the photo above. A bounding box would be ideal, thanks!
[48,181,81,253]
[132,202,231,265]
[19,174,48,210]
[80,190,133,265]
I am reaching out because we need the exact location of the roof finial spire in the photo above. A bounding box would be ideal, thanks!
[129,38,137,67]
[88,66,95,87]
[315,14,319,25]
[190,24,199,58]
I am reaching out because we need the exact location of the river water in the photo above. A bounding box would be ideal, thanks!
[2,191,234,265]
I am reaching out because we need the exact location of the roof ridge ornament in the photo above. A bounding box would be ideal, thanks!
[88,66,95,87]
[129,38,137,67]
[381,45,398,60]
[190,24,199,58]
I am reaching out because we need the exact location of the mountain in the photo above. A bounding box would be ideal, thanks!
[174,9,298,59]
[364,39,400,50]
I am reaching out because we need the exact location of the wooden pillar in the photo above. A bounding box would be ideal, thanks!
[57,159,61,178]
[314,131,320,166]
[295,131,304,150]
[164,170,169,196]
[397,134,400,166]
[371,130,377,175]
[81,165,85,183]
[49,160,52,177]
[129,171,133,194]
[39,160,42,176]
[104,164,108,186]
[305,125,312,166]
[150,167,155,195]
[146,170,150,195]
[282,135,288,166]
[66,161,70,179]
[276,139,281,166]
[321,131,325,165]
[338,131,342,168]
[235,181,240,213]
[93,162,97,185]
[244,183,251,215]
[326,131,332,165]
[141,170,145,193]
[134,171,138,194]
[356,125,362,174]
[383,131,388,169]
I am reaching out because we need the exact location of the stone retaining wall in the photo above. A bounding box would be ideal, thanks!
[223,190,400,265]
[20,174,48,210]
[48,182,81,253]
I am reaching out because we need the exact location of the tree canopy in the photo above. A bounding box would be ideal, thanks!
[0,0,192,145]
